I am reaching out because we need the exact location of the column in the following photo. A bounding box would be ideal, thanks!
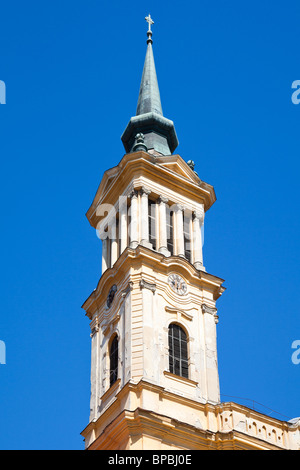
[129,189,139,248]
[193,209,204,270]
[110,219,118,267]
[158,195,170,256]
[175,204,184,257]
[102,238,108,273]
[119,195,128,254]
[140,186,152,249]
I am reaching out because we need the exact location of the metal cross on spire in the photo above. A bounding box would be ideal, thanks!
[145,14,154,44]
[145,14,154,32]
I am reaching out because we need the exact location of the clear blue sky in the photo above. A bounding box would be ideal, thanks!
[0,0,299,450]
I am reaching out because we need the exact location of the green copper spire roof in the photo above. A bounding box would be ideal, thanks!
[121,15,178,156]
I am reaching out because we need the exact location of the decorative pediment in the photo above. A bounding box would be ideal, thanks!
[86,151,216,229]
[156,155,201,185]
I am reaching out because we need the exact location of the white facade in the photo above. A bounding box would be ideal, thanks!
[83,152,224,428]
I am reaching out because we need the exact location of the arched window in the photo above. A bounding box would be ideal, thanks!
[109,335,118,387]
[168,323,188,378]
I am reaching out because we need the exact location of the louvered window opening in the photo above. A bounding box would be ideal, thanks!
[168,324,188,379]
[183,217,191,263]
[110,336,118,387]
[148,200,156,249]
[166,209,174,255]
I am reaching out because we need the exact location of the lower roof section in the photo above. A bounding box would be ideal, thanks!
[81,379,300,451]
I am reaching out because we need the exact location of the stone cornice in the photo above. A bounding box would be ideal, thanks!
[86,151,216,228]
[82,244,226,319]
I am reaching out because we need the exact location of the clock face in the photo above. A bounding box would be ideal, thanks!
[168,274,187,296]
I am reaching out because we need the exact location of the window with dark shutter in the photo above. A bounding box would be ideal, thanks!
[109,335,118,387]
[168,323,189,379]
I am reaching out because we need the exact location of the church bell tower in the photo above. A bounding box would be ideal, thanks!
[80,16,300,451]
[81,15,226,449]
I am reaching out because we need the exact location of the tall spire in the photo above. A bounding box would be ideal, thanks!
[121,15,178,156]
[136,15,163,116]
